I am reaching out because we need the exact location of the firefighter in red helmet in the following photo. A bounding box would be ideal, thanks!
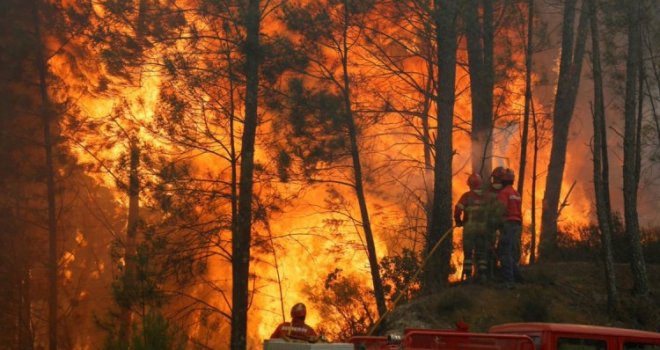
[495,168,523,288]
[482,166,508,280]
[454,173,490,281]
[270,303,319,342]
[490,166,506,190]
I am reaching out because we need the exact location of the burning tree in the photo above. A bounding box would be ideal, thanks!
[1,0,659,348]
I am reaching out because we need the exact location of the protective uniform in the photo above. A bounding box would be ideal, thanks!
[495,168,522,287]
[481,167,507,279]
[270,303,319,342]
[454,174,489,281]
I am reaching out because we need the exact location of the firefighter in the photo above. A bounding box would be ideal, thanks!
[489,167,506,192]
[495,168,522,288]
[454,173,489,281]
[270,303,320,343]
[483,167,507,280]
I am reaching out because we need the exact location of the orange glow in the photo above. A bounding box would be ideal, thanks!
[45,1,603,348]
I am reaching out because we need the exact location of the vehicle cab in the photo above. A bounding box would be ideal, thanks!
[489,323,660,350]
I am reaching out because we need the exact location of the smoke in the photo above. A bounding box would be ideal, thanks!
[492,123,520,169]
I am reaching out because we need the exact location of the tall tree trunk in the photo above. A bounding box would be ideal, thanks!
[227,34,239,307]
[423,45,435,241]
[539,0,589,260]
[517,0,534,199]
[622,0,648,296]
[588,0,619,315]
[119,138,140,345]
[423,0,457,291]
[119,0,147,346]
[31,1,58,348]
[643,29,660,145]
[422,57,434,170]
[340,0,387,318]
[118,2,148,342]
[465,0,494,178]
[231,0,261,348]
[18,220,33,350]
[530,100,538,264]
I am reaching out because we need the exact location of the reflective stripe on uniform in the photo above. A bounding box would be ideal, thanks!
[282,326,310,333]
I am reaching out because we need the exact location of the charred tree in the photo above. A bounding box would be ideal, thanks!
[18,245,33,350]
[464,0,494,177]
[119,138,140,345]
[339,0,387,318]
[644,24,660,146]
[231,0,261,348]
[588,0,619,315]
[111,1,148,344]
[622,0,648,297]
[517,0,534,200]
[279,1,387,318]
[539,0,589,260]
[423,0,457,291]
[465,0,493,174]
[530,100,539,264]
[30,0,59,348]
[1,4,36,347]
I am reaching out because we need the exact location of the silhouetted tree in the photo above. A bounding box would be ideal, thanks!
[622,0,649,297]
[232,0,261,348]
[464,0,494,177]
[588,0,619,315]
[280,0,387,317]
[517,0,534,201]
[423,0,458,290]
[540,0,589,260]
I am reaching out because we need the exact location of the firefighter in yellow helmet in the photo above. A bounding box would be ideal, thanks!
[270,303,319,342]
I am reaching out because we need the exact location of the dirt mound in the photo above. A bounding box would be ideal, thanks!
[380,262,660,336]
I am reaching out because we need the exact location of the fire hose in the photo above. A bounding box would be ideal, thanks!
[367,225,456,336]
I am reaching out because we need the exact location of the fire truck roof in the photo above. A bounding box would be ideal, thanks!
[489,323,660,340]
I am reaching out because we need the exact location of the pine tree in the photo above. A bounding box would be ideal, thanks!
[423,0,458,290]
[588,0,620,315]
[539,0,589,260]
[280,0,387,317]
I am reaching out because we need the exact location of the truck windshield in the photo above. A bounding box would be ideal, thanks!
[624,343,660,350]
[557,337,607,350]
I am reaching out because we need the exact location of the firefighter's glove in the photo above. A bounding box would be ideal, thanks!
[456,219,464,227]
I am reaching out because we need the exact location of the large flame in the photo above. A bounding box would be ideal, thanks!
[45,1,607,348]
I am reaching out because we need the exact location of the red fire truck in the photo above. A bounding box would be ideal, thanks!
[348,323,660,350]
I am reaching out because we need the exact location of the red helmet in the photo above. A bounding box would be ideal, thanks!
[491,166,506,182]
[502,168,515,182]
[467,174,482,189]
[291,303,306,319]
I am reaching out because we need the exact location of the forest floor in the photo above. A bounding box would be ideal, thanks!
[381,262,660,335]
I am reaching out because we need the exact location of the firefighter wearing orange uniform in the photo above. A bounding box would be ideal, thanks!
[495,168,522,288]
[454,174,489,281]
[270,303,319,342]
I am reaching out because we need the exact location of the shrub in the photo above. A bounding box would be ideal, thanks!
[516,287,550,322]
[434,289,473,315]
[380,248,421,303]
[623,297,659,329]
[555,213,659,264]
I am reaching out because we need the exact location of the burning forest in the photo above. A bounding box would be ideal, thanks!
[0,0,658,349]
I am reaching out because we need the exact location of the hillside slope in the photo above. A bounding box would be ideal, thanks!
[380,262,660,335]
